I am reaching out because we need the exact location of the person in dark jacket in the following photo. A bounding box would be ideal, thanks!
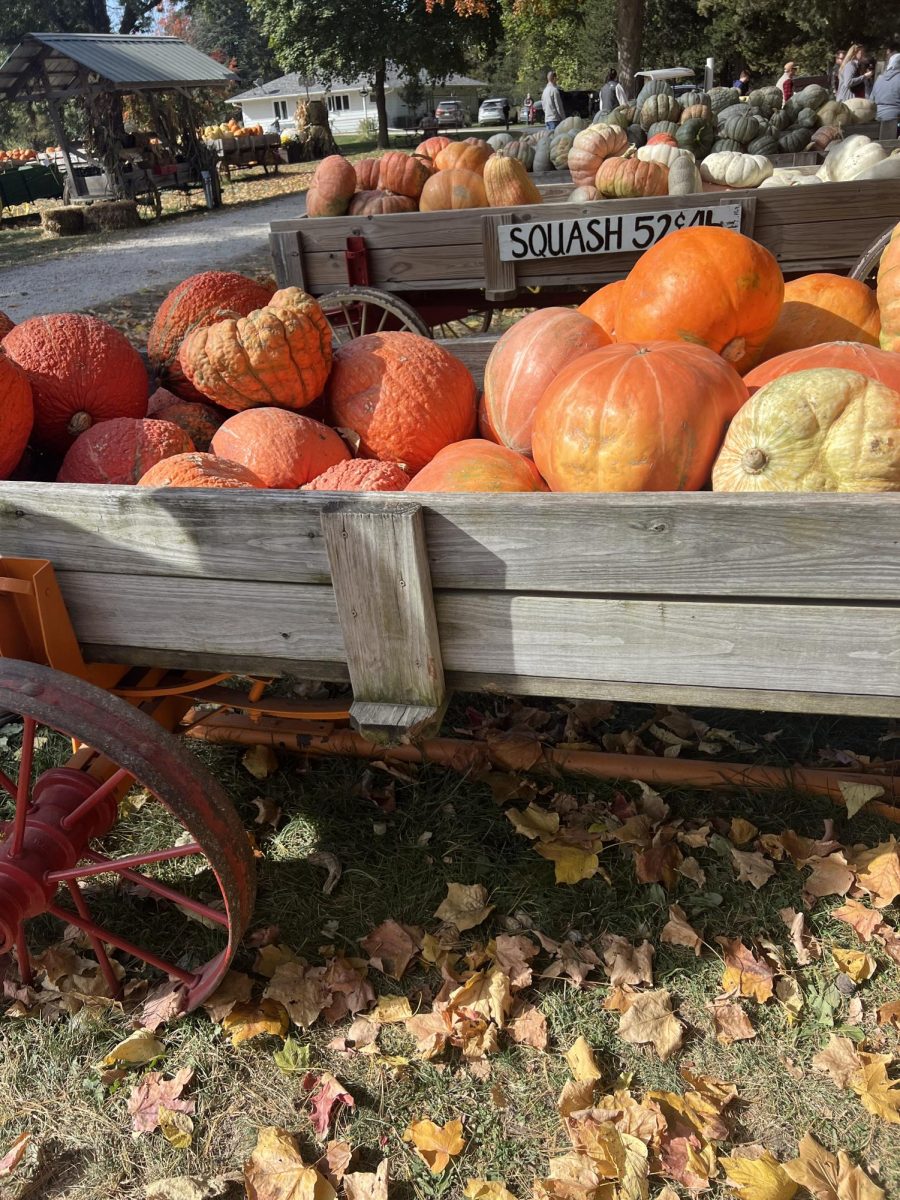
[599,69,626,111]
[732,69,751,95]
[871,56,900,121]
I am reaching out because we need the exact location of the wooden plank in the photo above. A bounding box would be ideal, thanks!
[435,592,900,699]
[1,484,898,600]
[321,503,446,739]
[269,229,306,289]
[481,213,517,299]
[436,335,494,388]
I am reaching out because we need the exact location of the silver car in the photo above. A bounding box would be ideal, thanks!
[478,97,517,124]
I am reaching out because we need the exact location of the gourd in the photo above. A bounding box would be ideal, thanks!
[415,135,451,160]
[647,120,679,140]
[578,279,625,337]
[549,133,575,169]
[817,134,885,181]
[146,388,223,451]
[210,408,350,488]
[722,113,762,144]
[710,137,742,154]
[138,451,264,489]
[637,143,695,169]
[488,132,514,150]
[744,341,900,394]
[747,132,780,156]
[301,459,412,491]
[639,93,680,129]
[555,115,587,135]
[699,151,773,188]
[179,287,332,413]
[568,185,600,201]
[434,139,493,174]
[795,84,828,112]
[483,154,542,206]
[680,104,712,123]
[348,190,417,215]
[809,125,842,152]
[419,168,488,210]
[532,341,749,492]
[481,307,610,457]
[634,80,673,110]
[794,107,818,130]
[747,87,782,116]
[667,154,703,195]
[615,226,784,374]
[676,118,715,157]
[758,273,880,361]
[777,128,812,153]
[844,98,876,123]
[817,100,852,127]
[0,353,33,478]
[594,155,668,198]
[678,91,710,110]
[498,140,536,170]
[3,313,148,453]
[377,150,432,199]
[606,104,636,129]
[56,417,194,484]
[354,157,382,189]
[306,155,357,216]
[326,331,476,474]
[712,368,900,492]
[567,124,627,188]
[532,134,552,173]
[877,221,900,352]
[406,440,548,493]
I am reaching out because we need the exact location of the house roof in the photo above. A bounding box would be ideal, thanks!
[231,69,488,103]
[0,33,238,101]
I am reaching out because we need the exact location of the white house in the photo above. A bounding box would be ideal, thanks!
[230,68,488,134]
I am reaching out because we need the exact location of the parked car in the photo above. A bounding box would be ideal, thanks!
[435,99,468,127]
[478,96,518,124]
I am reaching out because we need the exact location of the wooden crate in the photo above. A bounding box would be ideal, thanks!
[270,179,900,301]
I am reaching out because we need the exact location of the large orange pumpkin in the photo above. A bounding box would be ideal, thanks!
[180,288,332,412]
[57,417,194,484]
[434,140,493,175]
[138,452,264,489]
[419,168,487,211]
[743,341,900,395]
[354,157,382,190]
[406,440,548,492]
[0,311,15,340]
[146,387,223,451]
[348,190,417,216]
[3,313,148,453]
[416,136,451,160]
[713,368,900,492]
[0,354,33,479]
[758,273,881,361]
[307,155,357,217]
[877,220,900,352]
[578,280,625,338]
[302,458,412,491]
[568,125,628,189]
[326,331,476,474]
[483,155,542,207]
[482,308,611,457]
[377,150,432,199]
[615,227,784,375]
[532,341,749,491]
[147,271,275,401]
[595,156,668,199]
[211,408,350,488]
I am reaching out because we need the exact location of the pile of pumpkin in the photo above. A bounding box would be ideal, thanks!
[0,223,898,495]
[0,147,38,166]
[202,120,264,141]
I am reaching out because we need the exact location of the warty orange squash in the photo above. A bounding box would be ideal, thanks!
[302,458,412,491]
[56,417,194,484]
[0,353,33,479]
[138,451,264,489]
[210,407,350,488]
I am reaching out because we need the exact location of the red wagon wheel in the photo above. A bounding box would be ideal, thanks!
[0,659,255,1013]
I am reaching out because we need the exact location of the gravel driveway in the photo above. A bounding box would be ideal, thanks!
[0,192,307,321]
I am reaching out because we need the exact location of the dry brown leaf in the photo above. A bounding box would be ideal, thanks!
[709,1000,756,1044]
[505,803,560,841]
[852,838,900,907]
[534,839,601,885]
[223,999,289,1047]
[831,948,877,983]
[717,937,775,1004]
[678,856,707,888]
[730,817,759,846]
[464,1180,517,1200]
[850,1057,900,1123]
[731,847,776,890]
[831,900,883,943]
[589,1088,667,1148]
[661,905,702,956]
[812,1036,865,1089]
[785,1132,885,1200]
[838,781,885,819]
[405,1009,451,1059]
[655,1189,681,1200]
[600,935,655,986]
[678,823,711,849]
[660,1135,717,1190]
[403,1117,465,1173]
[201,970,254,1024]
[317,1141,352,1190]
[876,998,900,1028]
[254,944,301,979]
[301,1072,355,1136]
[158,1105,194,1149]
[370,994,413,1024]
[557,1078,597,1120]
[127,1068,194,1134]
[359,920,422,979]
[321,956,375,1024]
[136,980,187,1031]
[492,934,539,989]
[720,1150,798,1200]
[805,854,855,900]
[565,1036,602,1082]
[342,1161,388,1200]
[98,1028,164,1068]
[434,883,494,932]
[775,976,804,1023]
[780,908,818,966]
[243,1126,336,1200]
[618,989,684,1060]
[0,1133,29,1178]
[634,837,683,889]
[507,1002,548,1050]
[263,962,331,1029]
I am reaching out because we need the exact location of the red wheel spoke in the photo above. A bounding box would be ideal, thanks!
[60,767,131,830]
[47,903,197,985]
[45,841,203,883]
[10,717,36,857]
[0,767,16,801]
[15,922,32,988]
[80,850,229,927]
[65,880,122,996]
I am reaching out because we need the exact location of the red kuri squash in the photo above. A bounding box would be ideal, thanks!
[211,407,350,488]
[146,387,224,451]
[406,439,548,492]
[57,417,194,484]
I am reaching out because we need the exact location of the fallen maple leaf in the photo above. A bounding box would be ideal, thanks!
[785,1132,885,1200]
[678,856,707,888]
[370,994,412,1024]
[244,1126,336,1200]
[321,956,375,1024]
[838,781,884,819]
[492,934,539,989]
[158,1104,194,1149]
[851,1057,900,1124]
[780,908,819,966]
[717,937,775,1004]
[618,988,684,1060]
[200,971,254,1025]
[831,948,877,983]
[877,999,900,1028]
[127,1068,194,1134]
[403,1117,465,1173]
[720,1150,798,1200]
[634,836,683,889]
[223,999,289,1046]
[506,803,560,841]
[565,1036,602,1082]
[343,1161,388,1200]
[661,905,702,956]
[775,976,804,1024]
[465,1181,517,1200]
[405,1009,451,1059]
[660,1134,717,1190]
[731,847,776,889]
[263,962,331,1029]
[831,900,883,943]
[600,935,655,986]
[730,817,759,846]
[136,980,187,1031]
[805,854,855,900]
[534,839,601,885]
[507,1001,548,1050]
[317,1141,352,1189]
[359,920,422,979]
[98,1028,164,1068]
[708,999,756,1044]
[812,1036,864,1089]
[0,1132,29,1178]
[852,838,900,906]
[301,1072,355,1136]
[242,744,278,780]
[434,883,494,932]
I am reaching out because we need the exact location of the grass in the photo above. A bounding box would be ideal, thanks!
[0,696,898,1199]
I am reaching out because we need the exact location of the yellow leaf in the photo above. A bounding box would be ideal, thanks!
[852,837,900,906]
[98,1028,164,1068]
[242,744,278,779]
[617,989,684,1060]
[370,994,413,1024]
[838,781,884,819]
[244,1126,337,1200]
[557,1079,598,1119]
[877,999,900,1028]
[831,948,877,983]
[718,937,775,1004]
[660,904,702,956]
[775,977,804,1024]
[534,840,600,885]
[158,1104,194,1149]
[618,1132,649,1200]
[720,1151,799,1200]
[343,1161,388,1200]
[433,883,494,932]
[465,1181,517,1200]
[505,803,559,841]
[730,817,759,846]
[850,1058,900,1124]
[565,1036,602,1082]
[223,999,289,1047]
[785,1132,885,1200]
[403,1118,465,1173]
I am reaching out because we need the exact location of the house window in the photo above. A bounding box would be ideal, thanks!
[326,94,351,111]
[274,100,289,119]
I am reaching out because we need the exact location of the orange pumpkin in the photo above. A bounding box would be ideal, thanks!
[146,387,223,451]
[377,150,432,199]
[416,135,451,160]
[406,439,548,492]
[744,341,900,395]
[354,157,382,190]
[348,190,417,215]
[647,132,678,146]
[758,273,881,361]
[0,353,33,479]
[307,155,357,217]
[419,168,487,212]
[326,331,476,474]
[138,451,264,489]
[595,156,668,198]
[578,280,625,338]
[57,417,194,484]
[568,125,628,188]
[0,310,15,340]
[302,458,412,491]
[615,227,784,375]
[483,155,542,207]
[210,407,350,488]
[532,341,749,492]
[482,308,611,457]
[434,140,493,175]
[876,220,900,352]
[478,394,501,443]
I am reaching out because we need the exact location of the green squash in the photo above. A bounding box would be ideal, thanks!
[532,134,552,173]
[488,132,514,150]
[769,109,792,132]
[555,115,586,135]
[498,140,536,170]
[678,90,710,110]
[746,86,783,116]
[723,113,762,143]
[606,104,636,130]
[781,97,802,123]
[716,103,748,125]
[711,137,743,153]
[634,79,674,110]
[647,120,679,140]
[639,92,681,130]
[794,107,818,129]
[777,126,811,152]
[796,84,828,112]
[676,117,715,158]
[626,123,648,148]
[708,86,740,114]
[747,132,780,156]
[549,132,576,168]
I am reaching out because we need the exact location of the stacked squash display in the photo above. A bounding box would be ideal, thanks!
[1,224,899,495]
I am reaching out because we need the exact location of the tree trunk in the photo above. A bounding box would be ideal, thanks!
[616,0,645,99]
[374,60,389,149]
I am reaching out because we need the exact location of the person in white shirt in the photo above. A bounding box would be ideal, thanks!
[541,70,565,131]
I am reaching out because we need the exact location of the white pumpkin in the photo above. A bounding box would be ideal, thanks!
[851,156,900,181]
[667,155,703,195]
[817,134,886,182]
[844,98,877,124]
[636,143,695,169]
[699,151,773,188]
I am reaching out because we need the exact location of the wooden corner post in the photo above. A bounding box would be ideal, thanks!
[320,502,447,744]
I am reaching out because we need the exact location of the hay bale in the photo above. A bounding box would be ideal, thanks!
[82,200,141,232]
[41,206,85,236]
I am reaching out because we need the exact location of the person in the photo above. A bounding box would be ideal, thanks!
[862,55,877,95]
[837,44,872,100]
[732,68,751,96]
[272,116,281,134]
[888,43,900,72]
[775,61,796,102]
[599,69,627,111]
[502,99,510,131]
[830,49,845,93]
[524,92,534,124]
[541,69,565,132]
[871,49,900,122]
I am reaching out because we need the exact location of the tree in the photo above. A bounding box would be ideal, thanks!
[616,0,644,93]
[248,0,501,148]
[0,0,162,46]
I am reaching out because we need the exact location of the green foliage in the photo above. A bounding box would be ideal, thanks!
[182,0,280,84]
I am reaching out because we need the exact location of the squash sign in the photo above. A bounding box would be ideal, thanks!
[497,203,743,262]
